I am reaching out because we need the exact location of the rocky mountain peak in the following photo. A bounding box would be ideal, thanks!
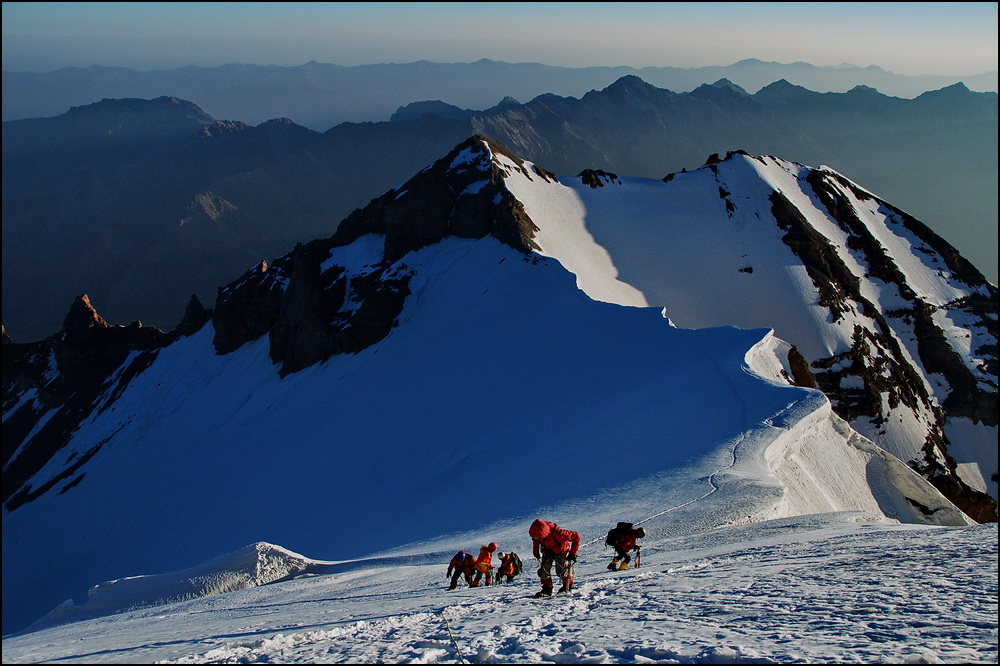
[55,296,171,378]
[330,135,543,261]
[175,294,212,337]
[483,96,523,116]
[211,135,549,375]
[62,294,110,338]
[699,78,750,97]
[2,293,174,513]
[603,74,659,97]
[752,78,813,101]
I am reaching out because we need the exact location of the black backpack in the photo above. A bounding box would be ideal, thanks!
[605,521,633,547]
[509,551,523,575]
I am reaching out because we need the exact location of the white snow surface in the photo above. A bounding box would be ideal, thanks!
[3,519,996,664]
[3,142,996,663]
[505,151,997,498]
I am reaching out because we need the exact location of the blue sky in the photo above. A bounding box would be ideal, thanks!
[2,2,997,74]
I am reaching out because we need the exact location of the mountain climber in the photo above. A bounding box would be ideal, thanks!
[529,518,581,597]
[472,542,498,587]
[446,551,476,590]
[494,550,523,585]
[606,523,645,570]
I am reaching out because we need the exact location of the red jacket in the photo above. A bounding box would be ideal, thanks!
[447,551,476,576]
[474,546,495,573]
[529,519,580,558]
[497,553,516,576]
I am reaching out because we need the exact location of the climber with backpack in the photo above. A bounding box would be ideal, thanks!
[446,550,477,590]
[529,518,581,597]
[605,522,645,570]
[472,542,498,587]
[494,550,523,585]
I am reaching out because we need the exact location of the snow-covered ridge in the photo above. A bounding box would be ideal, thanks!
[24,542,326,632]
[2,137,993,639]
[498,146,997,516]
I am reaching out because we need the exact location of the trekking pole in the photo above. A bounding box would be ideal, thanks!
[635,547,641,568]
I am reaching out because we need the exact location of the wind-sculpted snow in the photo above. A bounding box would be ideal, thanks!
[4,519,994,664]
[502,148,997,519]
[24,542,326,632]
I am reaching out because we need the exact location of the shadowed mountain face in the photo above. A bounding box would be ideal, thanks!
[2,77,996,344]
[2,97,322,341]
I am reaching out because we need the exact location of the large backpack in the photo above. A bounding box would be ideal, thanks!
[605,521,633,547]
[509,551,523,575]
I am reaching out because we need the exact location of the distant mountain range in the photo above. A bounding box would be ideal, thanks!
[2,136,993,636]
[3,76,996,342]
[3,58,997,130]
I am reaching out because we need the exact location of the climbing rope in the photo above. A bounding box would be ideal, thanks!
[440,608,467,664]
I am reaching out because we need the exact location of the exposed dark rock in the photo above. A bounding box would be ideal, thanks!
[263,240,412,376]
[772,170,997,522]
[532,164,559,182]
[769,189,856,319]
[912,300,997,426]
[57,295,168,379]
[332,135,541,261]
[579,169,619,188]
[213,135,543,376]
[787,345,817,388]
[807,170,917,299]
[925,469,998,524]
[174,294,212,337]
[212,261,282,355]
[3,295,172,512]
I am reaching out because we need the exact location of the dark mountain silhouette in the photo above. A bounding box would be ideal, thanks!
[2,97,321,341]
[2,78,996,342]
[4,58,996,130]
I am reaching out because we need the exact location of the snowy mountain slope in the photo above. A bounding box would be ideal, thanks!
[501,152,998,518]
[3,233,962,637]
[0,137,984,639]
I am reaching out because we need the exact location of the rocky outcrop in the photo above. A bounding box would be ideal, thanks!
[728,153,999,522]
[212,136,545,376]
[2,295,174,512]
[579,169,619,188]
[786,345,817,388]
[332,135,541,260]
[212,261,284,355]
[175,294,212,337]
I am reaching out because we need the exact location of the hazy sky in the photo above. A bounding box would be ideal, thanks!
[2,2,997,74]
